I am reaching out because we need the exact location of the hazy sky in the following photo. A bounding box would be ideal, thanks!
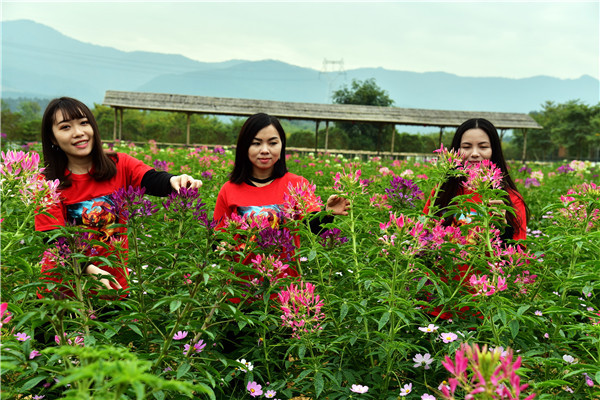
[2,1,599,80]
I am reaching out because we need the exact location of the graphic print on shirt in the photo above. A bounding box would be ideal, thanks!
[237,204,282,219]
[66,195,121,249]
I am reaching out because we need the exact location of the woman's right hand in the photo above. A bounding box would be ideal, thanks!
[84,264,122,290]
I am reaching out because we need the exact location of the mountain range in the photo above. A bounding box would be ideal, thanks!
[2,19,598,114]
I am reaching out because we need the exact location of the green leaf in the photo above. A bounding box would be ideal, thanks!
[508,319,520,339]
[20,375,47,392]
[596,371,600,385]
[298,344,306,360]
[169,300,182,313]
[128,324,144,337]
[516,305,530,316]
[177,362,191,379]
[416,276,428,292]
[152,390,165,400]
[378,311,390,331]
[314,371,324,398]
[308,249,317,261]
[339,302,348,322]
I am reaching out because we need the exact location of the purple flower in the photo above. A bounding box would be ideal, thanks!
[518,165,532,174]
[153,159,169,172]
[29,350,41,359]
[14,332,31,341]
[173,331,188,340]
[111,186,158,221]
[256,227,297,259]
[200,170,214,181]
[213,146,225,154]
[385,176,424,208]
[557,165,575,174]
[247,381,263,397]
[583,373,594,387]
[319,228,349,248]
[350,384,369,393]
[163,187,208,223]
[524,177,541,188]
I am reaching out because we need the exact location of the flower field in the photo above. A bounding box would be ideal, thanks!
[1,142,599,400]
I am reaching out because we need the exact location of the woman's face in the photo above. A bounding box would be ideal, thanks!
[459,128,492,163]
[51,109,95,162]
[247,124,282,178]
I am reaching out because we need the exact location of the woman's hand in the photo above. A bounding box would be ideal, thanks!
[84,264,122,290]
[489,199,507,223]
[170,174,203,191]
[326,195,351,216]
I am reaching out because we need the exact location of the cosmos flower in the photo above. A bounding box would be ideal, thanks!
[246,381,263,397]
[350,384,369,393]
[173,331,188,340]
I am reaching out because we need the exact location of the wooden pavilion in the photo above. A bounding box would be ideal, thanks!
[103,90,542,160]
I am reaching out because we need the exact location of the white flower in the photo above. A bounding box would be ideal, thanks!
[562,354,576,364]
[399,383,412,396]
[418,324,439,333]
[421,394,436,400]
[412,353,433,369]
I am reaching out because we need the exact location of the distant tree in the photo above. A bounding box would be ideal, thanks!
[1,100,23,141]
[514,100,599,161]
[332,78,394,152]
[17,101,42,122]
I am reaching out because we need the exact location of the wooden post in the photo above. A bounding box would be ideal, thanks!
[499,129,506,142]
[438,126,444,147]
[324,120,330,150]
[315,120,320,154]
[521,129,528,163]
[119,108,123,141]
[186,113,191,146]
[390,125,396,155]
[113,107,117,142]
[377,124,382,155]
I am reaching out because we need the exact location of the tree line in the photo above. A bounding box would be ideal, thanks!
[2,80,599,161]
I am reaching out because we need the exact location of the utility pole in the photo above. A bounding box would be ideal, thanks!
[319,59,347,103]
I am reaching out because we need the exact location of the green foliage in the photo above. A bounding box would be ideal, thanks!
[513,100,600,161]
[2,145,599,399]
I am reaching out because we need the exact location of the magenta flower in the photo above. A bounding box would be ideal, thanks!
[0,302,12,327]
[246,381,263,397]
[440,332,458,343]
[278,281,325,339]
[183,339,206,356]
[350,384,369,393]
[29,350,41,359]
[462,159,503,191]
[14,332,31,342]
[282,181,323,220]
[173,331,188,340]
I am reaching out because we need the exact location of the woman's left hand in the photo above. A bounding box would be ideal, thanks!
[170,174,203,191]
[489,199,507,223]
[326,195,351,216]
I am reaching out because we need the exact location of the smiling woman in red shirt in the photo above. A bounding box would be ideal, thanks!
[35,97,203,298]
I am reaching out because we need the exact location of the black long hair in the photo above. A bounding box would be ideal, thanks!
[433,118,529,235]
[41,97,117,188]
[229,113,288,184]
